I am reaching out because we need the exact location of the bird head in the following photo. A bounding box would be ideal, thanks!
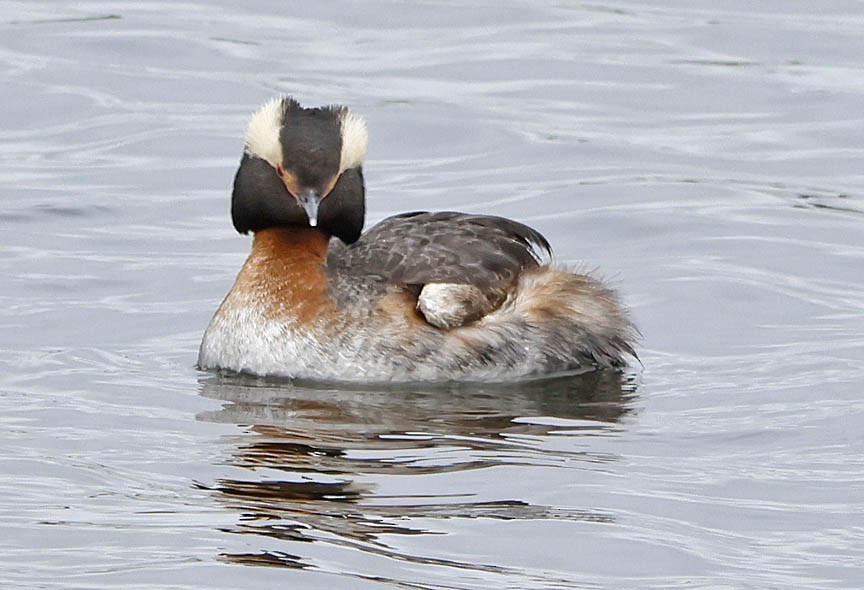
[231,97,368,243]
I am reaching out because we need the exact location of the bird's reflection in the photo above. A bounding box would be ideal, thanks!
[196,370,637,570]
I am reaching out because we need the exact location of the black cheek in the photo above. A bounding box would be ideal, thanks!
[318,168,366,244]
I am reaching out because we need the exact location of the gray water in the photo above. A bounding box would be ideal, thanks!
[2,1,863,588]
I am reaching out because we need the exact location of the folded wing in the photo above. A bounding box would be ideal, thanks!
[328,212,552,328]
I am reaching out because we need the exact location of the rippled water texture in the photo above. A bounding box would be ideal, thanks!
[2,1,863,588]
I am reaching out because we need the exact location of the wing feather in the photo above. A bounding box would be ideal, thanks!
[328,211,552,288]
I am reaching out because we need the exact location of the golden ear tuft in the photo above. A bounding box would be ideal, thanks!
[338,108,368,172]
[244,96,288,167]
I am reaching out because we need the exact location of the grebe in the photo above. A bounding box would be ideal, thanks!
[198,97,636,382]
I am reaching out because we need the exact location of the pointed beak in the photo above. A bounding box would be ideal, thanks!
[296,189,322,227]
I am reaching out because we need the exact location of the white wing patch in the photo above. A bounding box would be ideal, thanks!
[527,234,553,266]
[338,108,368,172]
[244,97,285,167]
[417,283,493,329]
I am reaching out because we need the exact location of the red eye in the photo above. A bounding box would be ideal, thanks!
[276,164,284,177]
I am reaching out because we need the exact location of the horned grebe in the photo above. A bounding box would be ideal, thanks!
[198,97,636,381]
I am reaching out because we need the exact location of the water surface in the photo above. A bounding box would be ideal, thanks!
[1,1,863,588]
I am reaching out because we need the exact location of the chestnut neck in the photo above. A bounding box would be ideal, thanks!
[251,226,330,264]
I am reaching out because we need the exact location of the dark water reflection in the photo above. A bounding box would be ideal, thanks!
[197,371,635,571]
